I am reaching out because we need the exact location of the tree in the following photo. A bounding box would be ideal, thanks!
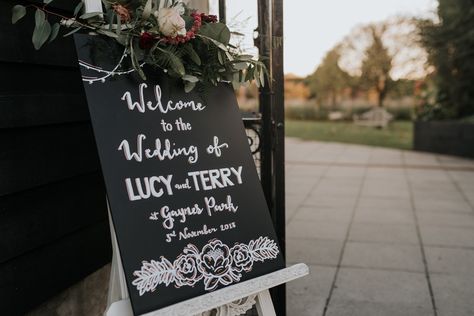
[360,25,392,107]
[419,0,474,119]
[306,46,350,107]
[339,17,427,107]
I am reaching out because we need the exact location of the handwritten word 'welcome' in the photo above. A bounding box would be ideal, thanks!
[121,83,206,114]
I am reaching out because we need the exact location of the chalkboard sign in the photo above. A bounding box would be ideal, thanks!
[74,34,284,315]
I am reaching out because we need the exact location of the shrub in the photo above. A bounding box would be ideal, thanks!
[285,105,328,121]
[387,107,414,121]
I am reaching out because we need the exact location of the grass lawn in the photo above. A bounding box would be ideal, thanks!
[285,120,413,150]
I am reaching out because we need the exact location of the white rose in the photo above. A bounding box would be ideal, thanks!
[155,7,186,37]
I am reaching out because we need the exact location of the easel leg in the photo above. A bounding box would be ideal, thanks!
[256,290,277,316]
[106,201,132,316]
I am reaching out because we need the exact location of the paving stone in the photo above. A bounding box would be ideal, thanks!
[341,241,424,272]
[437,154,474,168]
[416,211,474,228]
[286,179,318,196]
[365,167,405,180]
[412,189,465,201]
[431,274,474,316]
[328,268,432,314]
[356,197,412,212]
[287,238,343,266]
[292,206,352,223]
[287,265,336,316]
[324,166,366,179]
[362,179,410,198]
[353,208,415,225]
[348,223,418,245]
[325,300,433,316]
[448,170,474,186]
[403,152,440,166]
[425,246,474,276]
[336,152,370,164]
[369,149,403,166]
[419,225,474,247]
[311,185,361,198]
[287,220,349,241]
[413,198,472,213]
[405,169,448,182]
[304,195,357,209]
[286,165,328,177]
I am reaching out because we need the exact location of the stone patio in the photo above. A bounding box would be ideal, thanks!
[284,138,474,316]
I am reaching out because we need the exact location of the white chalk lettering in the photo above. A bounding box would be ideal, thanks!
[124,175,173,201]
[160,203,204,230]
[121,83,206,114]
[206,136,229,157]
[187,166,243,191]
[204,195,238,216]
[118,134,198,164]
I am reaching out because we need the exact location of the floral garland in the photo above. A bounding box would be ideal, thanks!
[132,237,280,296]
[11,0,268,92]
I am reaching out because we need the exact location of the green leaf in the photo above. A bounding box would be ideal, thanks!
[101,0,111,9]
[169,56,185,76]
[237,54,254,60]
[233,62,248,70]
[97,29,119,38]
[63,26,82,37]
[182,75,199,83]
[11,5,26,24]
[184,81,196,93]
[142,0,152,20]
[182,45,201,65]
[107,10,115,30]
[116,15,121,35]
[130,38,146,80]
[49,23,60,42]
[73,2,84,17]
[225,51,234,62]
[217,51,224,65]
[79,12,102,19]
[32,14,51,50]
[254,66,260,88]
[155,46,185,76]
[199,22,231,45]
[197,34,228,52]
[115,34,128,46]
[35,8,45,26]
[231,31,245,36]
[44,0,53,4]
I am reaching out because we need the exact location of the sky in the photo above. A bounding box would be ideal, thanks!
[210,0,437,77]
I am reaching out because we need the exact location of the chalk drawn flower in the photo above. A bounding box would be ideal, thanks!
[199,239,238,290]
[230,244,253,272]
[174,244,202,287]
[132,237,279,296]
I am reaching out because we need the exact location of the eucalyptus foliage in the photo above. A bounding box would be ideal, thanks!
[12,0,267,92]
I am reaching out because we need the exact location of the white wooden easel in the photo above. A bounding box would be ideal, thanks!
[105,207,308,316]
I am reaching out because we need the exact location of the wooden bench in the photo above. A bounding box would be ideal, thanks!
[353,108,393,128]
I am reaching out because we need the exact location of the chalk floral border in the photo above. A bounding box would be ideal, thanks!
[132,236,280,296]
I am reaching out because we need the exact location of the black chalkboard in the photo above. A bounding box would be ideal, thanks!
[74,34,284,315]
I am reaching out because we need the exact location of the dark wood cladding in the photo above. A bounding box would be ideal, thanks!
[0,123,100,196]
[0,220,112,316]
[0,0,111,314]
